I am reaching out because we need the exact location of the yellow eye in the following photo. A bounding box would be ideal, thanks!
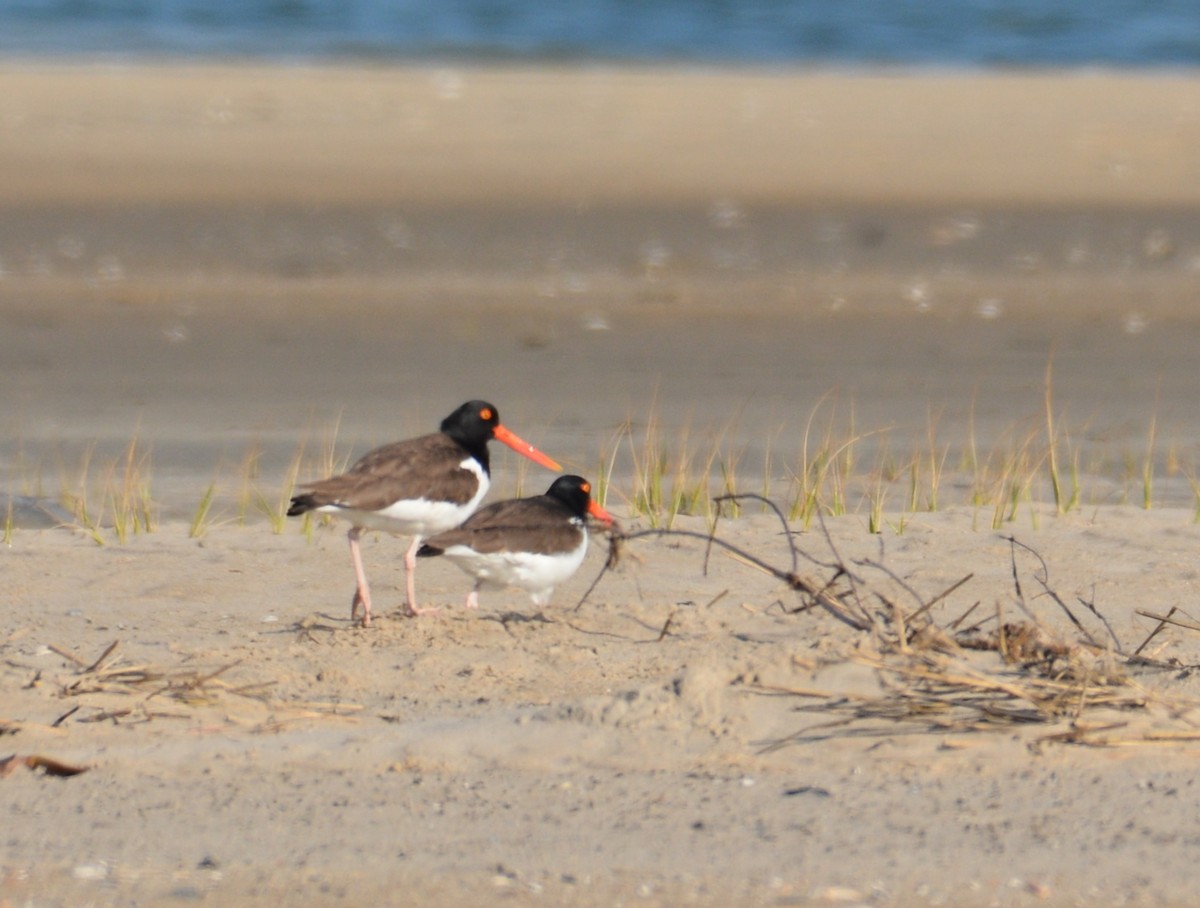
[480,407,493,420]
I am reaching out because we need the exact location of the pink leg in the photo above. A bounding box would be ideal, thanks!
[464,585,481,610]
[348,526,373,627]
[402,536,440,617]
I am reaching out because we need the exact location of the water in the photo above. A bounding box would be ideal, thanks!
[2,0,1199,67]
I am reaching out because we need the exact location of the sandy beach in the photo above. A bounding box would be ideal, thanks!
[3,63,1200,906]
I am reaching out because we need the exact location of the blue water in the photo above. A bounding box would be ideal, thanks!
[2,0,1199,67]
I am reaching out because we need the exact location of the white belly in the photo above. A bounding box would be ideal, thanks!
[442,535,588,606]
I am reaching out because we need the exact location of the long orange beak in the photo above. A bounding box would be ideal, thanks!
[493,424,561,471]
[587,499,615,525]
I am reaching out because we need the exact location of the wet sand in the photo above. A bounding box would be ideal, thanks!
[3,65,1200,508]
[3,63,1200,906]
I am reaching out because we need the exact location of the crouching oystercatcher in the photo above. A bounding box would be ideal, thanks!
[418,474,614,611]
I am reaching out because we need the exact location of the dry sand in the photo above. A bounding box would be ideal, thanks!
[3,63,1200,906]
[6,509,1200,907]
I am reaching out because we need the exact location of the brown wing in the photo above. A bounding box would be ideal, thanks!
[423,496,581,556]
[296,432,481,510]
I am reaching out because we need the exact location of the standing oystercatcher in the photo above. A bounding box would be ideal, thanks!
[287,400,560,626]
[417,474,614,610]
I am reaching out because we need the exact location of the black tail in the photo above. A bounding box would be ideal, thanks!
[286,493,317,517]
[415,543,442,558]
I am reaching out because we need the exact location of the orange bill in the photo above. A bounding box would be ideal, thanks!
[493,424,562,471]
[587,499,615,525]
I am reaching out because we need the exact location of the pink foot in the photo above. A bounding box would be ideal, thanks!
[351,587,373,627]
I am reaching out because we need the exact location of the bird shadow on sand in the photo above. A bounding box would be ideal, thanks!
[480,610,556,631]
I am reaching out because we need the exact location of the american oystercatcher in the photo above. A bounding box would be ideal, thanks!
[417,474,615,610]
[287,400,560,626]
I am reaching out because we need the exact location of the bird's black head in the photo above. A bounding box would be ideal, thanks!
[441,400,561,476]
[546,475,614,524]
[545,475,595,519]
[440,400,501,447]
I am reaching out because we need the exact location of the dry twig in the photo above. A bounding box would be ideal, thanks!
[594,494,1200,752]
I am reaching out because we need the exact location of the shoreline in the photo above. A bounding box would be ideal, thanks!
[2,63,1199,512]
